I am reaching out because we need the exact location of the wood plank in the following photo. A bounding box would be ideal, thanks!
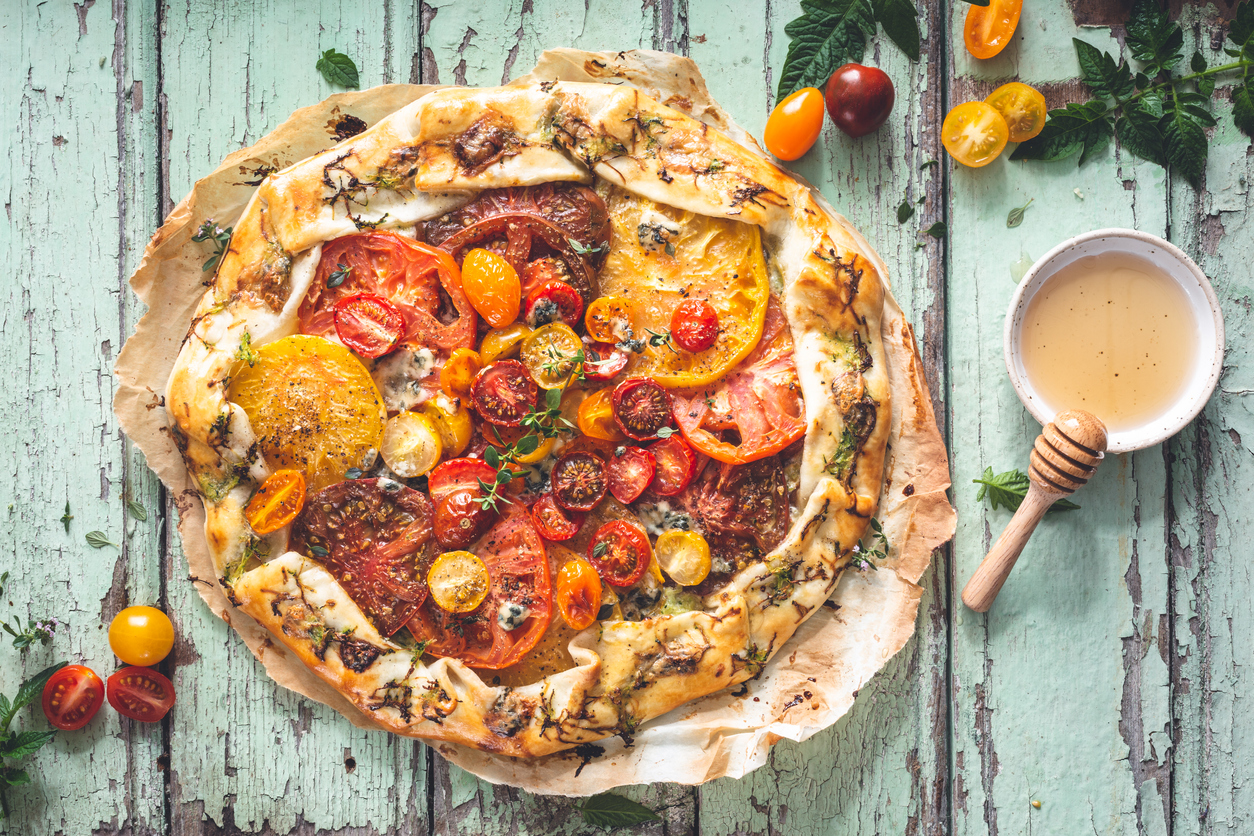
[946,2,1171,834]
[158,3,428,833]
[0,0,164,833]
[688,1,950,832]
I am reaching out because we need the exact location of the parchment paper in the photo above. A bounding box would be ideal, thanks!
[114,50,956,794]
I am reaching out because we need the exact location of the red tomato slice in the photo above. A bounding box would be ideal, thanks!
[471,360,538,427]
[408,513,553,669]
[524,279,584,328]
[551,452,608,512]
[42,664,104,731]
[301,231,476,351]
[434,490,500,550]
[582,339,629,382]
[612,377,674,440]
[106,667,175,723]
[428,457,498,503]
[530,492,584,540]
[606,446,656,504]
[671,299,719,353]
[588,520,650,587]
[333,293,405,358]
[651,435,697,496]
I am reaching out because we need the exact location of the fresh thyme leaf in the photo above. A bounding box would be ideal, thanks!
[919,159,939,171]
[191,220,233,273]
[897,199,915,224]
[316,48,360,89]
[326,262,350,288]
[59,502,72,534]
[592,542,608,560]
[973,467,1080,513]
[85,531,116,549]
[579,792,661,828]
[654,426,679,439]
[126,499,147,522]
[777,0,877,100]
[923,221,946,239]
[872,0,920,61]
[568,238,607,256]
[309,545,329,557]
[1006,198,1033,228]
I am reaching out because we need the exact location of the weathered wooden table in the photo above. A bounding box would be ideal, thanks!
[3,0,1250,833]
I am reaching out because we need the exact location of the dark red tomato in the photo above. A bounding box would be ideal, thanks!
[670,299,719,353]
[613,378,674,440]
[531,492,584,540]
[42,665,104,731]
[408,514,553,669]
[435,490,499,549]
[291,479,436,636]
[524,280,584,328]
[106,667,175,723]
[606,446,656,504]
[588,520,650,587]
[551,452,608,512]
[825,63,895,138]
[428,457,498,502]
[333,293,406,358]
[582,339,629,382]
[652,435,697,496]
[471,360,537,426]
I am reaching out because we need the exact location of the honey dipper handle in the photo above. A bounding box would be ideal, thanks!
[961,484,1056,613]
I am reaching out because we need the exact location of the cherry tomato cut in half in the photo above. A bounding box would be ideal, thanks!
[530,492,584,541]
[471,360,537,426]
[42,665,104,731]
[606,445,656,504]
[588,520,651,587]
[763,87,825,161]
[613,378,674,440]
[245,470,306,535]
[671,299,719,353]
[825,64,895,139]
[985,82,1047,143]
[524,280,584,328]
[555,558,603,631]
[429,457,497,502]
[439,348,482,400]
[108,606,175,667]
[581,340,629,382]
[333,293,406,359]
[964,0,1023,60]
[941,101,1010,168]
[107,666,175,723]
[651,435,697,496]
[551,452,608,512]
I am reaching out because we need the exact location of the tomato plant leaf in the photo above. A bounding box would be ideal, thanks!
[579,792,661,828]
[1010,100,1111,164]
[1125,0,1183,74]
[1234,82,1254,136]
[316,48,360,89]
[1162,89,1216,185]
[1116,97,1167,167]
[777,0,876,100]
[871,0,920,62]
[1073,39,1135,101]
[1231,0,1254,53]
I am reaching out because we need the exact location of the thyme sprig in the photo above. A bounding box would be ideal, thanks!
[191,219,233,272]
[849,518,888,571]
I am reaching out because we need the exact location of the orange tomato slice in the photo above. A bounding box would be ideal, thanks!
[244,470,307,535]
[964,0,1022,60]
[577,388,625,442]
[941,101,1010,168]
[985,82,1047,143]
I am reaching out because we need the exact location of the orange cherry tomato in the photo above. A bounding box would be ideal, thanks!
[941,101,1009,168]
[964,0,1022,60]
[577,388,626,442]
[439,348,482,400]
[555,558,603,630]
[584,296,634,344]
[244,469,306,535]
[461,248,521,328]
[763,87,825,161]
[985,82,1047,143]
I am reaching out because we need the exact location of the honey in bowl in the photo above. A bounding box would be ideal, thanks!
[1019,252,1197,434]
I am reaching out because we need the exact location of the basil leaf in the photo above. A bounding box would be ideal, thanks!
[1073,39,1135,101]
[1115,98,1167,166]
[579,792,661,828]
[974,467,1079,513]
[896,199,915,224]
[126,499,147,522]
[12,664,67,721]
[1125,0,1183,73]
[1163,90,1216,185]
[1234,82,1254,136]
[3,729,56,760]
[85,531,116,549]
[316,48,361,89]
[777,0,876,100]
[1010,100,1112,164]
[872,0,920,62]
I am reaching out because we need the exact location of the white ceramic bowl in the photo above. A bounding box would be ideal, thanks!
[1004,228,1225,454]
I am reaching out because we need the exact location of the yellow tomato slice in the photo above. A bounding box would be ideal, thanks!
[654,530,712,586]
[985,82,1047,143]
[421,400,473,457]
[941,101,1009,168]
[427,551,490,613]
[228,335,385,492]
[595,187,769,388]
[439,348,481,400]
[379,411,443,477]
[244,469,306,535]
[521,323,584,389]
[577,388,625,442]
[479,323,533,364]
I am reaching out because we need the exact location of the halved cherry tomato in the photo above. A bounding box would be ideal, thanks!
[108,606,175,666]
[478,323,532,364]
[588,520,650,587]
[471,360,537,426]
[531,493,584,541]
[379,411,443,478]
[106,667,175,723]
[461,248,521,328]
[551,452,608,512]
[421,400,473,457]
[439,348,482,399]
[985,81,1047,143]
[585,296,635,343]
[555,558,602,630]
[42,665,104,731]
[764,86,825,161]
[333,293,405,359]
[613,378,675,440]
[582,339,629,382]
[964,0,1022,60]
[427,551,491,613]
[245,469,306,535]
[651,435,697,496]
[525,280,584,328]
[654,530,712,586]
[577,388,626,442]
[606,446,655,504]
[434,490,498,550]
[941,101,1009,168]
[429,458,497,502]
[520,323,584,389]
[671,299,719,353]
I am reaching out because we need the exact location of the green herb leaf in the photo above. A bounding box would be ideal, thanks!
[1125,0,1183,74]
[316,48,360,89]
[1073,39,1135,101]
[10,664,67,726]
[546,386,562,410]
[1234,82,1254,136]
[515,434,539,455]
[592,542,608,560]
[0,696,10,726]
[973,467,1080,514]
[59,502,72,534]
[579,792,661,828]
[777,0,876,100]
[923,221,946,239]
[2,766,30,785]
[871,0,920,61]
[345,467,364,480]
[85,531,116,549]
[2,730,56,760]
[1191,51,1207,74]
[326,262,351,288]
[484,446,501,468]
[1010,100,1112,164]
[896,199,915,224]
[309,545,329,557]
[919,159,938,171]
[1162,90,1216,186]
[1231,1,1254,52]
[126,499,147,522]
[1006,198,1033,228]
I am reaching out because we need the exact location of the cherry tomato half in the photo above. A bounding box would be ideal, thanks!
[42,665,104,731]
[613,378,675,441]
[964,0,1023,60]
[108,606,175,667]
[461,248,521,328]
[825,63,895,139]
[670,299,719,353]
[333,293,406,359]
[582,339,629,382]
[985,81,1047,143]
[606,446,656,504]
[588,520,651,587]
[439,348,482,400]
[577,388,626,442]
[763,87,825,161]
[107,666,175,723]
[245,469,306,535]
[585,296,635,343]
[551,452,608,512]
[652,435,697,496]
[471,360,537,426]
[524,280,584,328]
[941,101,1009,168]
[530,492,584,541]
[555,558,602,630]
[434,489,499,550]
[429,457,497,502]
[427,550,491,614]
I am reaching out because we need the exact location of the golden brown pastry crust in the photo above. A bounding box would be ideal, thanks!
[166,72,891,758]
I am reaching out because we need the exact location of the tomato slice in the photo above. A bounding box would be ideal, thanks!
[582,339,629,382]
[301,231,475,351]
[434,490,500,550]
[525,280,584,328]
[408,513,553,669]
[244,469,306,535]
[555,558,602,630]
[613,378,675,440]
[985,81,1047,143]
[106,667,175,723]
[531,492,584,541]
[42,665,104,730]
[606,446,656,504]
[551,452,608,512]
[964,0,1022,60]
[291,479,436,635]
[651,435,697,496]
[671,299,720,353]
[588,520,650,587]
[429,457,497,502]
[941,101,1010,168]
[471,360,537,426]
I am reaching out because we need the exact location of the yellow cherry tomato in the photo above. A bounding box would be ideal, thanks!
[379,411,443,477]
[763,87,825,161]
[427,551,491,613]
[421,400,473,457]
[461,248,521,328]
[985,81,1047,143]
[554,558,603,631]
[108,606,175,666]
[521,323,584,389]
[244,469,306,535]
[577,388,625,442]
[479,323,533,365]
[654,530,712,587]
[964,0,1023,60]
[941,101,1010,168]
[439,348,481,400]
[584,296,635,344]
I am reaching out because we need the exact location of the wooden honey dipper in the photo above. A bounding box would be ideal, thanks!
[961,409,1108,613]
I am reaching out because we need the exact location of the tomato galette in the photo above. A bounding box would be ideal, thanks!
[165,74,891,757]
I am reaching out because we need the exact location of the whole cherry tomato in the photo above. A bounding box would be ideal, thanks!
[965,0,1023,60]
[434,489,498,550]
[108,606,175,666]
[670,299,719,352]
[554,558,603,630]
[941,101,1010,168]
[461,248,521,328]
[763,87,825,161]
[42,665,104,731]
[824,64,895,139]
